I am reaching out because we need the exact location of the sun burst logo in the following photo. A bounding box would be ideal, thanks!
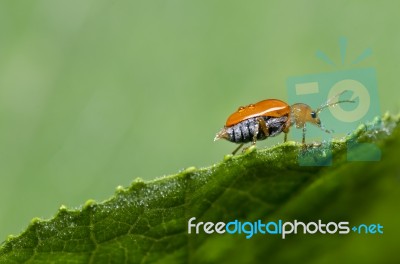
[287,37,381,166]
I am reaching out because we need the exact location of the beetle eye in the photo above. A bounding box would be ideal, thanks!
[311,112,317,118]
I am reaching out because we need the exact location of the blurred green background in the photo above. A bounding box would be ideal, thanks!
[0,0,399,241]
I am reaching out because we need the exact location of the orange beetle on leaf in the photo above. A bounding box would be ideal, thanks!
[214,90,354,154]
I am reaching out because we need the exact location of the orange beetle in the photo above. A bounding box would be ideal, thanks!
[214,91,354,154]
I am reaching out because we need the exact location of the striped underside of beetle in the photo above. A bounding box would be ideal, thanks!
[217,115,289,143]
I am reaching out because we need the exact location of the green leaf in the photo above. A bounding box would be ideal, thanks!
[1,114,399,263]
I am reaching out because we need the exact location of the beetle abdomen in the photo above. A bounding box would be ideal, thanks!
[224,115,288,143]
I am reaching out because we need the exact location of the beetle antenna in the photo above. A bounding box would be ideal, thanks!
[316,90,355,114]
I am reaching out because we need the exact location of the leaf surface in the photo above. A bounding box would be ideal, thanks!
[1,114,399,264]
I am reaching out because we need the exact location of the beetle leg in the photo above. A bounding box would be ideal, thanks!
[256,117,269,139]
[302,124,307,145]
[232,143,244,155]
[283,125,290,143]
[252,122,260,144]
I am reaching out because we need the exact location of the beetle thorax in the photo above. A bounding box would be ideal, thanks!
[290,103,313,128]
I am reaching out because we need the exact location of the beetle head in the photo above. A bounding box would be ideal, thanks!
[291,103,321,128]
